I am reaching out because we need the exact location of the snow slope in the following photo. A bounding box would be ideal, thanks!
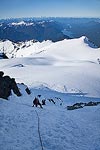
[0,37,100,150]
[0,85,100,150]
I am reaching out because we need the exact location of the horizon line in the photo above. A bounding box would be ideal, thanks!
[0,16,100,20]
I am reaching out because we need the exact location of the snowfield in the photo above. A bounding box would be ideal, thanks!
[0,37,100,150]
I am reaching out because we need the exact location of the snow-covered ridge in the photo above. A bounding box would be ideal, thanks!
[15,36,100,62]
[0,36,100,62]
[0,39,38,58]
[10,20,55,26]
[11,21,34,26]
[0,39,53,58]
[81,36,97,48]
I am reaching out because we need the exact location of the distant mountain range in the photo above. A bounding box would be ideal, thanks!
[0,19,69,43]
[0,17,100,47]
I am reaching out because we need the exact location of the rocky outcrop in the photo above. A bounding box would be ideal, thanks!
[0,71,22,99]
[25,87,31,95]
[19,83,31,95]
[0,53,8,59]
[67,101,100,110]
[0,71,31,100]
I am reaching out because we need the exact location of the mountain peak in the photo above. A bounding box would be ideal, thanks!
[80,36,97,48]
[11,21,34,26]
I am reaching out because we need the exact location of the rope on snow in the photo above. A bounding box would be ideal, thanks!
[35,110,44,150]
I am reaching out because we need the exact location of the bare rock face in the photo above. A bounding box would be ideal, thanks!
[25,87,31,95]
[0,71,21,99]
[0,53,8,59]
[67,101,100,110]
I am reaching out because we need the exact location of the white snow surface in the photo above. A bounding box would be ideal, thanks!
[0,37,100,150]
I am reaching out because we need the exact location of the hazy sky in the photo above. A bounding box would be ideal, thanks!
[0,0,100,19]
